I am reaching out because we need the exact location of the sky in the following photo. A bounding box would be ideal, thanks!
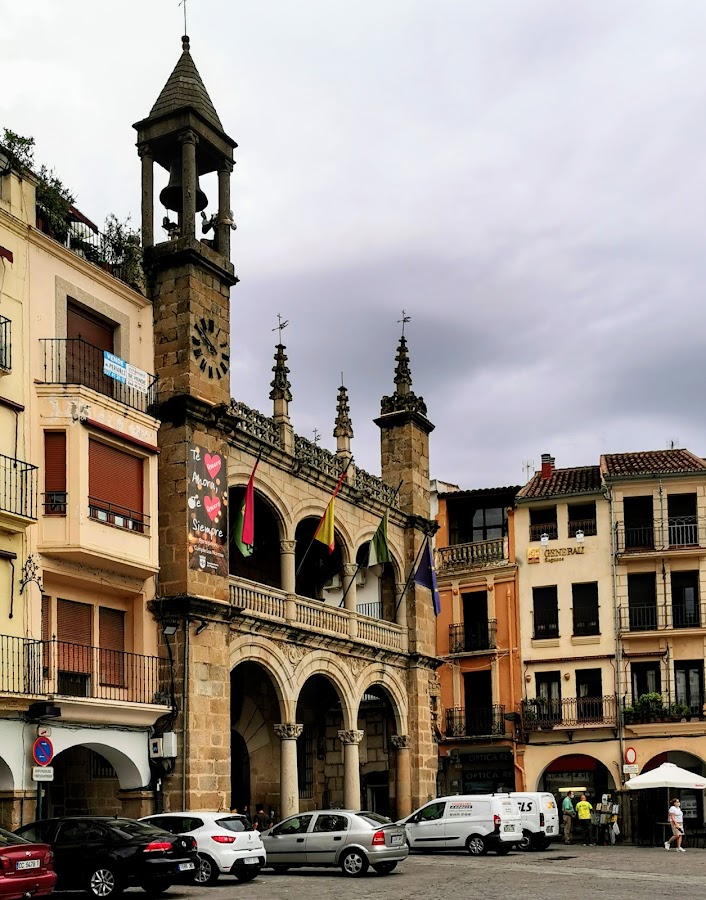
[3,1,706,489]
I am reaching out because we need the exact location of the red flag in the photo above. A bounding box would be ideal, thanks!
[241,459,258,546]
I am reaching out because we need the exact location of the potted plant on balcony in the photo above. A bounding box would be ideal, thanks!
[520,699,537,733]
[635,692,663,723]
[622,705,635,726]
[668,702,690,722]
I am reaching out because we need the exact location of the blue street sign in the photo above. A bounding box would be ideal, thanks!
[32,737,54,767]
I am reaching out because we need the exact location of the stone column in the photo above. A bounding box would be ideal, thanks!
[180,130,198,239]
[139,147,154,249]
[217,161,233,259]
[280,541,296,594]
[391,735,412,819]
[342,563,357,612]
[395,581,408,630]
[274,723,303,818]
[338,729,364,810]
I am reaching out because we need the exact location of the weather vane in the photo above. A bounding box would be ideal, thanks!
[312,428,321,445]
[398,310,411,335]
[272,313,289,343]
[179,0,188,35]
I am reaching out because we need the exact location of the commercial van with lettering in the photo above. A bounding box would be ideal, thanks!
[399,795,522,856]
[510,792,560,850]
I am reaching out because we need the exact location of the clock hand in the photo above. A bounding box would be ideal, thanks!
[196,323,218,355]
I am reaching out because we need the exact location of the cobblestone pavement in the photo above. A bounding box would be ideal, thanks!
[153,843,706,900]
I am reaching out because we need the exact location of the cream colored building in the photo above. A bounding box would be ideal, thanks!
[0,149,167,828]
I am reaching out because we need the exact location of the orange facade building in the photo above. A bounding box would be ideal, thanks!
[433,485,525,794]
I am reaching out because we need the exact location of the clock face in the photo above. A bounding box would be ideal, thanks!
[191,316,230,380]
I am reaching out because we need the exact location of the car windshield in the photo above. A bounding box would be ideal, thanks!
[356,812,392,827]
[214,816,247,833]
[108,819,170,838]
[0,828,29,847]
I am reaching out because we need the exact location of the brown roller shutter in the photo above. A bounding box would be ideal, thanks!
[99,607,125,687]
[89,439,143,523]
[44,432,67,515]
[41,596,51,679]
[67,302,114,351]
[66,302,115,395]
[56,599,92,675]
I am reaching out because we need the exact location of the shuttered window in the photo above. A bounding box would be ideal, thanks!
[67,302,114,351]
[44,432,67,515]
[41,596,51,676]
[99,607,125,687]
[56,599,92,675]
[88,439,144,530]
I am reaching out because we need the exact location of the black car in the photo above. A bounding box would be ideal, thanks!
[15,817,198,899]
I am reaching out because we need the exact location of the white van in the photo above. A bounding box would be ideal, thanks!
[400,794,522,856]
[510,792,560,850]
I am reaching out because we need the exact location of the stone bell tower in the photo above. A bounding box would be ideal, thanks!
[134,37,238,809]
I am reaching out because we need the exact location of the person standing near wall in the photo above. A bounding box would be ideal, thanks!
[562,791,576,845]
[576,794,594,845]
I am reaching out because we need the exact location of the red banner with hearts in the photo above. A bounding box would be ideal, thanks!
[187,443,229,577]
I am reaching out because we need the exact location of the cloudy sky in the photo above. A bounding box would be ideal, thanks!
[3,1,706,489]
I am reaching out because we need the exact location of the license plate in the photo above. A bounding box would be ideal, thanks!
[178,863,195,872]
[503,825,515,832]
[391,834,403,845]
[16,860,40,871]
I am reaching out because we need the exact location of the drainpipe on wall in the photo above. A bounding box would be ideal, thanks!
[607,487,626,784]
[182,617,190,811]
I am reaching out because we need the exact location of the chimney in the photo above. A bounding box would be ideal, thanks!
[541,453,555,480]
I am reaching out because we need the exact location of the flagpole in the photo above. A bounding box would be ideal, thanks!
[394,534,430,616]
[231,446,264,549]
[337,480,404,609]
[295,456,353,580]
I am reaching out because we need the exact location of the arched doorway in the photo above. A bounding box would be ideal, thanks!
[229,487,282,588]
[44,747,122,817]
[539,753,614,805]
[294,518,343,601]
[631,750,706,844]
[355,543,398,622]
[295,674,345,809]
[355,684,401,818]
[230,660,283,816]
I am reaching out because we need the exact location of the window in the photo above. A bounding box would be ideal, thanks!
[568,502,597,537]
[56,599,92,696]
[470,506,506,543]
[66,301,116,397]
[572,582,599,636]
[297,724,314,799]
[44,432,67,515]
[273,815,313,837]
[631,662,661,701]
[90,751,117,780]
[667,494,698,547]
[529,507,557,542]
[535,671,562,723]
[675,661,704,715]
[623,496,654,549]
[313,814,348,833]
[671,571,700,628]
[533,586,559,639]
[99,607,126,687]
[576,669,603,721]
[627,573,658,631]
[88,439,145,532]
[417,802,446,822]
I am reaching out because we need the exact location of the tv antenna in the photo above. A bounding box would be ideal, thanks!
[522,459,535,481]
[666,438,680,450]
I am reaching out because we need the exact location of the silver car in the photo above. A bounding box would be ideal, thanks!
[261,810,408,877]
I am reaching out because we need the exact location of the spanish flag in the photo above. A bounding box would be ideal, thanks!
[313,467,347,553]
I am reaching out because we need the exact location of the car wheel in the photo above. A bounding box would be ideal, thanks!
[372,862,397,875]
[194,854,220,886]
[465,835,488,856]
[495,844,511,856]
[234,869,260,883]
[517,830,534,851]
[139,879,173,897]
[340,849,369,877]
[88,866,123,899]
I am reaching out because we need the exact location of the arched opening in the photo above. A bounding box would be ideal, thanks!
[230,660,283,817]
[0,756,15,830]
[354,543,398,622]
[539,753,615,806]
[629,750,706,845]
[295,674,345,810]
[294,518,343,601]
[229,487,282,589]
[45,746,121,817]
[356,684,401,818]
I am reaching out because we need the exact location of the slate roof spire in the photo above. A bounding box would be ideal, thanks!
[149,35,223,129]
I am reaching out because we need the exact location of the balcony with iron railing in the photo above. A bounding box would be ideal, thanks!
[0,314,10,372]
[532,608,559,640]
[445,705,507,739]
[39,338,157,415]
[623,692,705,726]
[529,522,558,542]
[230,576,406,652]
[0,453,38,526]
[568,517,597,538]
[616,518,706,554]
[436,538,508,573]
[448,620,497,654]
[619,601,706,633]
[522,695,618,731]
[572,604,600,636]
[0,633,168,707]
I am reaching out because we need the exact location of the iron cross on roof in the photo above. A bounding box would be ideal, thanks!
[272,313,289,343]
[398,310,411,335]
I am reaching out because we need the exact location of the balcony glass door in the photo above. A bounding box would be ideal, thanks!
[461,591,490,651]
[675,661,703,715]
[576,668,603,721]
[627,573,658,631]
[671,571,700,628]
[623,496,654,549]
[463,670,494,736]
[667,493,698,547]
[535,672,561,725]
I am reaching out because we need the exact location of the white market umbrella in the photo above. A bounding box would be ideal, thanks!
[625,762,706,791]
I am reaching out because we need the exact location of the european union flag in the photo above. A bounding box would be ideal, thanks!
[413,537,441,616]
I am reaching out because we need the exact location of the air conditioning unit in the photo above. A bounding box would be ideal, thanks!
[324,574,342,591]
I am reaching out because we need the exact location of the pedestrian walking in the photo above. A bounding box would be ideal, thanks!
[575,794,594,845]
[562,791,576,845]
[665,798,686,852]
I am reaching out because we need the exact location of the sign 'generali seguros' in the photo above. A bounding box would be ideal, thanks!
[187,445,228,577]
[527,546,585,565]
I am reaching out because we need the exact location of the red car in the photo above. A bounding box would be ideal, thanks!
[0,827,56,900]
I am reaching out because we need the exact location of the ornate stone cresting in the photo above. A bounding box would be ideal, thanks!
[338,729,364,745]
[380,335,428,417]
[274,723,304,740]
[333,385,354,440]
[269,344,293,403]
[390,734,410,750]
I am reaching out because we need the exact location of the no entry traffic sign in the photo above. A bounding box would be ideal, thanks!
[32,737,54,767]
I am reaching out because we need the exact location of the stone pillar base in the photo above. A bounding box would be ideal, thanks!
[119,789,156,820]
[0,790,38,831]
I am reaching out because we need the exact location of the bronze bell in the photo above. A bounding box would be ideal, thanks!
[159,160,208,214]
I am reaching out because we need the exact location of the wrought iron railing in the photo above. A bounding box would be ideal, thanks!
[0,314,10,372]
[572,604,600,636]
[533,608,559,639]
[0,634,168,705]
[39,338,157,415]
[445,705,506,738]
[623,693,703,724]
[667,516,699,547]
[619,603,705,631]
[529,522,558,542]
[88,497,148,534]
[63,217,145,294]
[448,620,497,653]
[0,453,38,520]
[436,538,507,572]
[568,517,597,538]
[522,695,618,730]
[43,491,67,516]
[616,518,706,553]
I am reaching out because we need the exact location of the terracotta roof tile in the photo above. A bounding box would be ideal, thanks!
[517,466,602,501]
[601,449,706,478]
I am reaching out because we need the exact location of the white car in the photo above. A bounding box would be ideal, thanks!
[140,811,266,885]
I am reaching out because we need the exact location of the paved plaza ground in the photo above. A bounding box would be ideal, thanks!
[153,843,706,900]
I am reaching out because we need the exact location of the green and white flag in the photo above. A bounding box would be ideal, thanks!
[367,512,391,567]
